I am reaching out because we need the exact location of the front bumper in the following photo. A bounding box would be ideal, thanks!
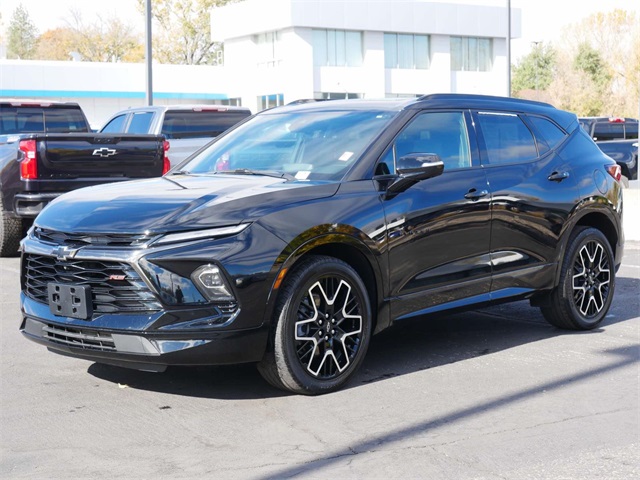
[21,294,269,370]
[19,223,285,371]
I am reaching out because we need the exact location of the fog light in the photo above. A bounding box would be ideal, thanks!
[191,265,235,302]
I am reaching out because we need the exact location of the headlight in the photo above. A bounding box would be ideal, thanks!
[153,224,249,246]
[191,264,235,302]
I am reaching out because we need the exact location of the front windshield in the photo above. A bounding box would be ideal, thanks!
[180,109,397,181]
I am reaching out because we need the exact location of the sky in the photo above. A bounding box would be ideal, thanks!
[1,0,638,61]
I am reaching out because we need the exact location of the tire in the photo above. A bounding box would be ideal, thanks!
[0,197,22,257]
[541,227,615,330]
[257,255,372,395]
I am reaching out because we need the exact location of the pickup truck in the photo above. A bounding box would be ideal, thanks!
[99,105,252,167]
[579,116,638,181]
[0,100,170,256]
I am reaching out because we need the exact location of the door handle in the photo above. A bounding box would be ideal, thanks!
[548,171,570,182]
[464,188,489,200]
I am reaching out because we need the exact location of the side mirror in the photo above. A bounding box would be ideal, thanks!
[385,153,444,198]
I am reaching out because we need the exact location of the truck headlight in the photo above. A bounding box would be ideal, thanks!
[191,264,235,302]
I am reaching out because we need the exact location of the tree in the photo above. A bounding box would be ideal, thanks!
[63,8,144,63]
[574,43,611,91]
[7,4,38,59]
[561,9,639,117]
[138,0,237,65]
[33,28,76,61]
[512,43,556,95]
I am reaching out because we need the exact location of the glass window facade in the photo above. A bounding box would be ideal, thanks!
[255,31,282,68]
[258,94,284,111]
[313,29,363,67]
[451,37,492,71]
[384,33,430,69]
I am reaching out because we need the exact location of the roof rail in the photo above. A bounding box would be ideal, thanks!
[417,93,555,109]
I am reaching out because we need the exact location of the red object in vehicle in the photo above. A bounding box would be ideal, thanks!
[162,140,171,175]
[606,164,622,182]
[215,153,230,171]
[19,139,38,179]
[608,117,625,123]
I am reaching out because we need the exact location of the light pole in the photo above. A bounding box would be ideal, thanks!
[506,0,511,97]
[145,0,153,106]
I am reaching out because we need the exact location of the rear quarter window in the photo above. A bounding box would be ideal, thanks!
[528,116,567,153]
[161,111,250,139]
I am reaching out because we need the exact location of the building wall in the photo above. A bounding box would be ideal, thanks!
[212,0,521,111]
[0,1,521,124]
[0,60,235,127]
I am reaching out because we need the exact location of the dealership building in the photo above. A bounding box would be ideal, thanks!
[0,0,520,126]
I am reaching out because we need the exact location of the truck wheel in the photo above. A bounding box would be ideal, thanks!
[257,256,372,395]
[0,199,22,257]
[541,227,614,330]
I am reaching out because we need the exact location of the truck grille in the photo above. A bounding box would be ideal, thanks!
[42,323,116,351]
[34,227,155,248]
[23,254,161,317]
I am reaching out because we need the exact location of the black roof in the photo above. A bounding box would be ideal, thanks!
[265,94,578,131]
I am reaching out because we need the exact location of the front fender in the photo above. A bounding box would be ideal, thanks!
[262,226,389,336]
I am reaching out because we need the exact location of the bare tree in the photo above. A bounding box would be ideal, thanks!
[138,0,238,65]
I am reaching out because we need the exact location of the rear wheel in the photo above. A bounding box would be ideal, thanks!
[0,197,22,257]
[541,227,615,330]
[258,256,372,395]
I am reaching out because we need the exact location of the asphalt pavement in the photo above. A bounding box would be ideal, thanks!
[1,226,638,479]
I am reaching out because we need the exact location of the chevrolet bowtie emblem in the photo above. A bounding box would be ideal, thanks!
[92,147,117,157]
[53,245,81,261]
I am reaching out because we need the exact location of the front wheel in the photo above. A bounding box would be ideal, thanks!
[541,227,615,330]
[258,256,372,395]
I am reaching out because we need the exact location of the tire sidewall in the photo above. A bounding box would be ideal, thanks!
[561,228,615,329]
[275,258,372,394]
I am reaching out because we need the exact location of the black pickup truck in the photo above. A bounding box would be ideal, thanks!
[579,116,638,182]
[0,100,169,256]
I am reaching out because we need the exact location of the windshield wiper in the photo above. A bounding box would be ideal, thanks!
[216,169,294,181]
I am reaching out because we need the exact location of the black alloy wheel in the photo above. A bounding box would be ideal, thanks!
[541,227,615,330]
[258,255,372,395]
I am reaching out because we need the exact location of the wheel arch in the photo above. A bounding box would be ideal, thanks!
[554,208,620,285]
[265,232,388,337]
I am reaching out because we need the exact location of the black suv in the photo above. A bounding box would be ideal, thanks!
[20,94,624,395]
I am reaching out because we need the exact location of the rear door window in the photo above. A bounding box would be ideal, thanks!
[476,112,538,165]
[161,110,250,139]
[126,112,154,134]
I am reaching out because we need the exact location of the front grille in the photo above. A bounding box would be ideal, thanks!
[24,254,162,317]
[34,227,155,248]
[42,323,116,351]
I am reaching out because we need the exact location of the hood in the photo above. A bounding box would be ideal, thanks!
[35,174,339,234]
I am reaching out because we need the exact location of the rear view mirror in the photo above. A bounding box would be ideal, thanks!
[385,153,444,198]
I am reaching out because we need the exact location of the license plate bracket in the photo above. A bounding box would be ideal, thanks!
[47,283,93,320]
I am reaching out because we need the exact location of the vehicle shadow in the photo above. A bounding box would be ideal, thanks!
[87,276,639,400]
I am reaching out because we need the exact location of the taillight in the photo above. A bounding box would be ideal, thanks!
[162,140,171,175]
[605,164,622,182]
[19,139,38,179]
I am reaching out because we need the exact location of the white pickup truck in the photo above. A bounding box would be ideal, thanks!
[99,105,251,167]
